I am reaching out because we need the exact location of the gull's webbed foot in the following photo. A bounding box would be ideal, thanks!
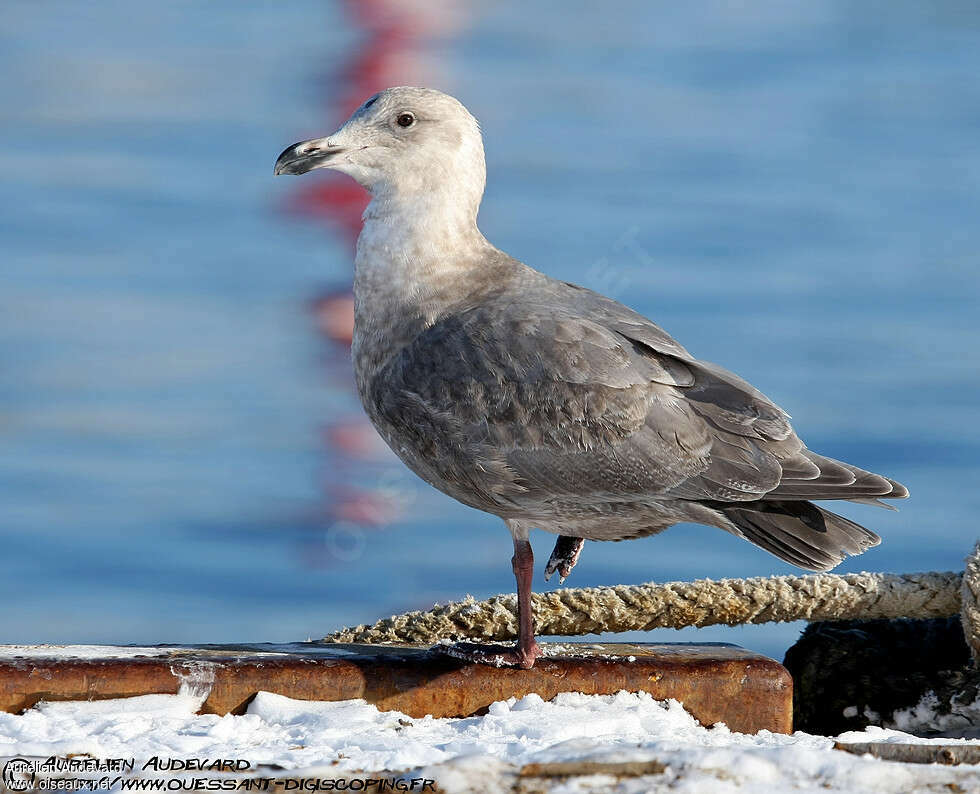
[435,536,543,669]
[437,639,541,670]
[544,535,585,583]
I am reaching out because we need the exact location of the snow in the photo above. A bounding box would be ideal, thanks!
[2,690,980,792]
[0,645,175,660]
[0,643,363,660]
[888,691,980,738]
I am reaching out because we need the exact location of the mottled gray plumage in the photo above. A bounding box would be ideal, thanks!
[363,262,906,561]
[275,86,908,667]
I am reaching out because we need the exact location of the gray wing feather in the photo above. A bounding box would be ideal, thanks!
[369,280,906,529]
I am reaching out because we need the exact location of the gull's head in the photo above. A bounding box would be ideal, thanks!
[274,87,486,203]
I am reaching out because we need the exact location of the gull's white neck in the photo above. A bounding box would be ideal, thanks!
[353,190,487,317]
[351,187,492,385]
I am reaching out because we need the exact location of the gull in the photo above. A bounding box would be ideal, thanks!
[275,87,908,669]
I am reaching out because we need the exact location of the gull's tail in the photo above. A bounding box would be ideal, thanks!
[719,500,882,572]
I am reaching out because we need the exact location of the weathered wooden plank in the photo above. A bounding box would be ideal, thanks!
[834,742,980,765]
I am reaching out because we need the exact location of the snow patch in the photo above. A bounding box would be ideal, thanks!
[888,690,980,738]
[0,645,172,660]
[0,690,979,792]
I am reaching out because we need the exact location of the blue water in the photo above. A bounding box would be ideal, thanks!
[1,1,979,660]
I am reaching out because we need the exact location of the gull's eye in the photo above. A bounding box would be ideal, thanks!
[396,112,415,128]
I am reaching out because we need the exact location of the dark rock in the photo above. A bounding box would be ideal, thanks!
[784,617,978,735]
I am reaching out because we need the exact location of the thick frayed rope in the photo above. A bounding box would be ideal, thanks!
[325,560,975,640]
[960,543,980,661]
[326,543,980,659]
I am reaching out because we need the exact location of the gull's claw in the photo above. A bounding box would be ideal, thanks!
[544,536,585,583]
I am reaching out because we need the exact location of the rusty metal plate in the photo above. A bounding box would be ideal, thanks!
[0,642,791,734]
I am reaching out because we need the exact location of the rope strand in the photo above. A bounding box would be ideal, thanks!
[325,543,980,658]
[324,570,961,642]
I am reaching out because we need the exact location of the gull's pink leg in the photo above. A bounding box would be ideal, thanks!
[439,537,542,669]
[511,538,542,668]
